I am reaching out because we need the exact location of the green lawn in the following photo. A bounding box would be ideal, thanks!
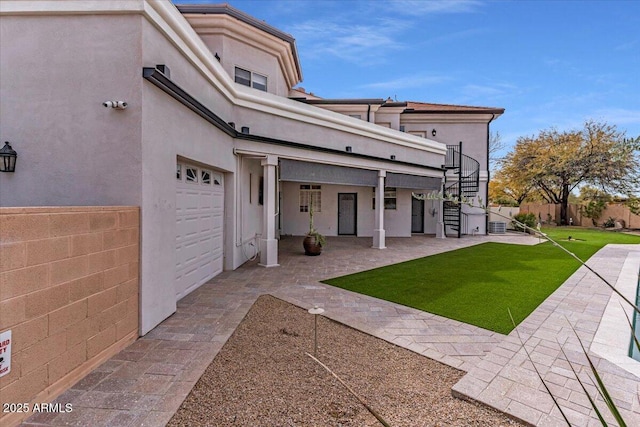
[322,228,640,334]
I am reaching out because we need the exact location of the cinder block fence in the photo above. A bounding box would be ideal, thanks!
[0,207,140,426]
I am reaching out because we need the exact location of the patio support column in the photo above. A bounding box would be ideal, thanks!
[373,170,386,249]
[260,155,279,267]
[436,179,446,239]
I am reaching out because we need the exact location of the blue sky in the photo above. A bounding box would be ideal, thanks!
[176,0,640,155]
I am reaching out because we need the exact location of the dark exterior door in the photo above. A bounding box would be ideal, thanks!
[338,193,357,235]
[411,197,425,233]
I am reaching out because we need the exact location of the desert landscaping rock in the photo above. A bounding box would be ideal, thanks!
[168,295,523,426]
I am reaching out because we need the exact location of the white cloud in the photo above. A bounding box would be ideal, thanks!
[458,82,521,102]
[360,74,451,90]
[591,108,640,126]
[615,40,638,51]
[290,19,406,65]
[387,0,484,15]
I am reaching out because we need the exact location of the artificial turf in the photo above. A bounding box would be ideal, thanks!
[322,227,640,334]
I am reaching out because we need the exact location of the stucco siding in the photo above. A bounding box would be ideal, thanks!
[234,105,445,172]
[140,19,237,334]
[0,14,143,207]
[281,183,431,238]
[200,34,289,97]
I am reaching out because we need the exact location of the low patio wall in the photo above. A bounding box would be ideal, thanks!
[0,207,139,426]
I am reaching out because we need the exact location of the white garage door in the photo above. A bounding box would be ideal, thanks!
[175,162,224,300]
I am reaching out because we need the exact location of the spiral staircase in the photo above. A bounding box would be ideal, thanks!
[443,142,480,238]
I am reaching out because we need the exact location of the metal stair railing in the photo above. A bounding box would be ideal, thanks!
[443,142,480,237]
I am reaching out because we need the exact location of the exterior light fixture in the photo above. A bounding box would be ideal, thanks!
[228,122,236,129]
[345,146,352,152]
[431,129,437,137]
[390,155,396,160]
[0,142,17,173]
[241,126,250,134]
[308,305,325,357]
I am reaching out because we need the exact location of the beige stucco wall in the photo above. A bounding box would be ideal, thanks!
[521,203,640,228]
[199,34,290,97]
[0,207,139,427]
[0,0,450,337]
[234,104,445,170]
[0,14,143,207]
[280,183,437,238]
[488,206,520,224]
[140,18,238,334]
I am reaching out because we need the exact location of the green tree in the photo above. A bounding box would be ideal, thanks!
[578,186,611,226]
[500,121,640,224]
[489,168,533,205]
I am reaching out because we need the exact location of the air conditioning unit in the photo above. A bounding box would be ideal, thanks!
[488,221,506,234]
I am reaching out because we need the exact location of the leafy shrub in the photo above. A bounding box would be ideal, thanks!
[603,217,616,228]
[512,213,536,232]
[580,199,606,226]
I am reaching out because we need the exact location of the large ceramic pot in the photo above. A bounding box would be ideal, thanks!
[303,234,323,256]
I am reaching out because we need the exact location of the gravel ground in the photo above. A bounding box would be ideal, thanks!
[168,295,523,427]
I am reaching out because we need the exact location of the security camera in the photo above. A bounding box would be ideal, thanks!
[103,100,128,109]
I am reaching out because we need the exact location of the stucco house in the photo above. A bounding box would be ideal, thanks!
[0,1,502,419]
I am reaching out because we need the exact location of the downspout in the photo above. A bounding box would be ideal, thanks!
[367,103,371,122]
[485,113,496,235]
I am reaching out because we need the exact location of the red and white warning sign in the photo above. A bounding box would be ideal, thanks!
[0,330,11,378]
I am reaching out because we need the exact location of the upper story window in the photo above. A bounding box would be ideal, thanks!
[234,67,267,92]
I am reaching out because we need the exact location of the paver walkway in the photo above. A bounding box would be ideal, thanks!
[20,234,640,426]
[453,243,640,426]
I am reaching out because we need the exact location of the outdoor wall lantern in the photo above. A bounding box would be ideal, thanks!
[431,129,437,137]
[345,146,352,152]
[0,141,17,173]
[390,155,396,160]
[241,126,250,134]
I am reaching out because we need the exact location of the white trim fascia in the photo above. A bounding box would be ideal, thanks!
[377,106,406,114]
[233,85,446,153]
[0,0,144,14]
[3,0,446,157]
[313,104,381,114]
[401,113,501,124]
[233,147,444,179]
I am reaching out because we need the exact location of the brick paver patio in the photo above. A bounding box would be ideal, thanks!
[453,243,640,426]
[20,234,640,426]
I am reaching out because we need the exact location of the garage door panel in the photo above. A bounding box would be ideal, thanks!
[176,163,224,300]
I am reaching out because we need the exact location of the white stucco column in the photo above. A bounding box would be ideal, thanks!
[436,180,446,239]
[260,155,279,267]
[373,170,386,249]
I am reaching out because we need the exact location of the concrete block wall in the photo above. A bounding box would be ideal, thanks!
[520,203,640,228]
[0,207,139,426]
